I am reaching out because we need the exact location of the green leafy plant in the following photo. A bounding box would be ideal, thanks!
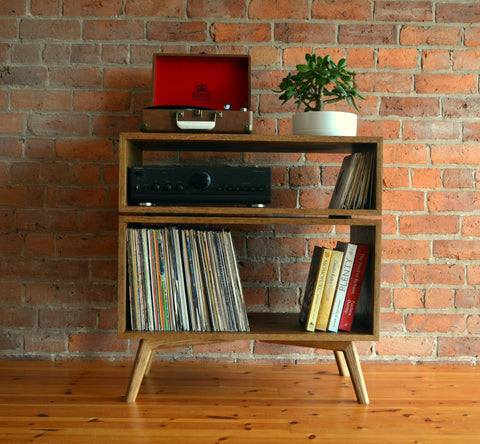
[276,54,365,112]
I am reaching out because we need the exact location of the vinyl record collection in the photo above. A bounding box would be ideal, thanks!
[126,227,249,332]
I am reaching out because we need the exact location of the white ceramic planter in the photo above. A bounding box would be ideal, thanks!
[292,111,357,136]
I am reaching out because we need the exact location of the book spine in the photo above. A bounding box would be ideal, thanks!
[338,244,370,332]
[305,248,332,332]
[315,249,344,331]
[327,243,357,333]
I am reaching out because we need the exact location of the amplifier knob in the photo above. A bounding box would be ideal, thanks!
[163,183,173,192]
[152,182,161,191]
[190,171,211,190]
[175,183,185,191]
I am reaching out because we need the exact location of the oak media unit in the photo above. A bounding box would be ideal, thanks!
[118,133,382,404]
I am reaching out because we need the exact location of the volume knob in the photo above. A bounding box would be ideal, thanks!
[190,171,211,190]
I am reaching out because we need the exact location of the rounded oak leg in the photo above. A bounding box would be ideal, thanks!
[125,340,154,402]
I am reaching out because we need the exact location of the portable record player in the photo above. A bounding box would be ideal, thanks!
[141,54,253,134]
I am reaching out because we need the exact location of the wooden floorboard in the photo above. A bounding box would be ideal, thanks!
[0,361,479,443]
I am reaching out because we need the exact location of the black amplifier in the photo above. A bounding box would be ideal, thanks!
[128,166,271,206]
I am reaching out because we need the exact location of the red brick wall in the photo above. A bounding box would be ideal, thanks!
[1,0,479,364]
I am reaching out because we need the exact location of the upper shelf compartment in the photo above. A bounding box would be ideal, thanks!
[118,133,383,218]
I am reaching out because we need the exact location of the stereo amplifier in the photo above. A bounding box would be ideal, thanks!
[128,166,271,206]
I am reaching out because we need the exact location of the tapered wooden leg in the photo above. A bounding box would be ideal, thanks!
[125,340,154,402]
[343,342,369,405]
[333,350,350,377]
[144,349,156,376]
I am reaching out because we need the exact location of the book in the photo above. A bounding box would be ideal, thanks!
[327,242,358,333]
[338,243,370,332]
[315,249,344,331]
[299,246,332,332]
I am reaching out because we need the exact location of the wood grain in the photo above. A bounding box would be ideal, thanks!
[1,361,479,443]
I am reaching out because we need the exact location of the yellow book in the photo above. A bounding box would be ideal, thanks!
[315,249,344,331]
[299,246,332,332]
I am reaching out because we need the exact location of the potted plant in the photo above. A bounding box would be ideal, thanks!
[276,54,365,136]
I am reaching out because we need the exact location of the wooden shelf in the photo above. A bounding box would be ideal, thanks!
[117,132,382,405]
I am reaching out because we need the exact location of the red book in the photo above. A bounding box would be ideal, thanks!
[338,244,370,331]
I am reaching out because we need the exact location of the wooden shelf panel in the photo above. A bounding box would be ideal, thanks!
[118,313,377,344]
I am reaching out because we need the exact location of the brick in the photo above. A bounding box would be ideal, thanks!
[339,24,397,45]
[42,259,90,281]
[433,240,480,261]
[403,121,461,141]
[383,239,430,260]
[431,145,480,165]
[249,0,308,19]
[462,216,480,236]
[289,166,320,187]
[127,0,184,17]
[443,168,474,189]
[39,308,97,328]
[103,67,151,89]
[239,261,278,283]
[425,288,453,309]
[382,262,403,284]
[25,233,55,257]
[383,143,428,164]
[73,91,131,112]
[24,331,66,354]
[421,49,451,70]
[69,333,127,353]
[406,314,464,333]
[376,2,433,22]
[427,191,480,212]
[11,43,42,64]
[312,0,370,20]
[27,113,90,137]
[0,113,25,134]
[0,330,22,352]
[49,67,101,87]
[405,264,464,285]
[102,44,129,64]
[247,237,305,258]
[383,167,409,188]
[415,74,476,94]
[251,70,285,91]
[274,23,336,44]
[71,43,100,64]
[346,48,375,68]
[377,48,418,69]
[438,337,480,358]
[63,0,123,17]
[412,168,441,189]
[436,3,480,24]
[211,23,270,43]
[55,139,114,160]
[393,288,423,309]
[0,307,35,327]
[467,265,480,285]
[399,215,459,235]
[83,19,144,40]
[400,25,462,46]
[269,287,299,310]
[456,290,480,309]
[20,19,81,40]
[465,28,480,47]
[356,72,412,93]
[376,337,435,357]
[11,90,71,111]
[31,0,59,16]
[443,98,480,119]
[299,189,333,209]
[453,50,480,70]
[380,312,403,332]
[0,66,47,87]
[47,187,106,208]
[148,21,206,42]
[464,123,480,142]
[250,47,280,67]
[467,316,480,334]
[383,189,424,211]
[380,97,439,118]
[92,115,139,137]
[0,0,26,15]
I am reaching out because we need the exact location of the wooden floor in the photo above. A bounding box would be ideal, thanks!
[1,361,479,443]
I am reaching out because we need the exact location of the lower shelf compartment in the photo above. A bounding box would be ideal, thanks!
[118,312,377,345]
